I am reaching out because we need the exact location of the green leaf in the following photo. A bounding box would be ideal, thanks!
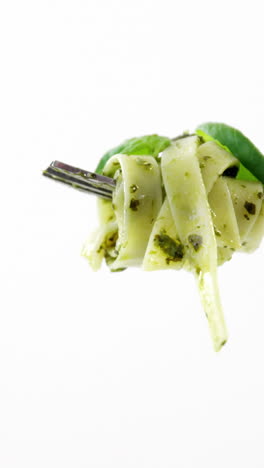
[196,129,232,153]
[236,163,259,182]
[196,122,264,183]
[95,134,171,174]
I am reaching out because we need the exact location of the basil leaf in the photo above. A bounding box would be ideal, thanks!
[196,122,264,183]
[96,134,171,174]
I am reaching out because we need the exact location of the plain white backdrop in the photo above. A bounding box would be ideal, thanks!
[1,1,264,467]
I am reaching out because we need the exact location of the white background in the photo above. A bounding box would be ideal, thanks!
[1,1,264,467]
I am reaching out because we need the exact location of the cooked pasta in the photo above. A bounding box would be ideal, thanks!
[82,135,264,351]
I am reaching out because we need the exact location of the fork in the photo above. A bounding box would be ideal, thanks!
[42,161,115,200]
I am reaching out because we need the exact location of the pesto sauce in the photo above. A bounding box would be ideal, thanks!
[214,228,221,237]
[129,198,140,211]
[136,158,153,170]
[154,232,184,263]
[130,184,139,193]
[97,231,119,261]
[188,234,203,251]
[244,201,256,215]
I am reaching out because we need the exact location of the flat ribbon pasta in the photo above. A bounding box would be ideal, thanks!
[83,136,264,350]
[158,136,227,351]
[82,154,162,271]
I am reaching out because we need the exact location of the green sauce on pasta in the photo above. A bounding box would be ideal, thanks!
[82,134,264,351]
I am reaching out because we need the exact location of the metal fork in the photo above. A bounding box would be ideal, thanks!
[42,161,115,200]
[42,135,194,198]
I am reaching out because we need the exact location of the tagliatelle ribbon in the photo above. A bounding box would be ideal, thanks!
[82,137,264,350]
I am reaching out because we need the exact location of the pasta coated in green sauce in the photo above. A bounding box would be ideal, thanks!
[82,136,264,351]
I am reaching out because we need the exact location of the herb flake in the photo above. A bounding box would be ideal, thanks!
[129,198,140,211]
[130,184,139,193]
[244,201,256,215]
[154,232,184,263]
[188,234,203,251]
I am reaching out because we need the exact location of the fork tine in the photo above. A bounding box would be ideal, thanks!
[42,161,115,200]
[51,161,116,189]
[43,169,110,197]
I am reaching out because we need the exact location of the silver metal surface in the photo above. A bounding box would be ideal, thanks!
[43,161,115,199]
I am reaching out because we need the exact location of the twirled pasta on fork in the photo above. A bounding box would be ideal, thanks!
[43,123,264,351]
[82,131,264,351]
